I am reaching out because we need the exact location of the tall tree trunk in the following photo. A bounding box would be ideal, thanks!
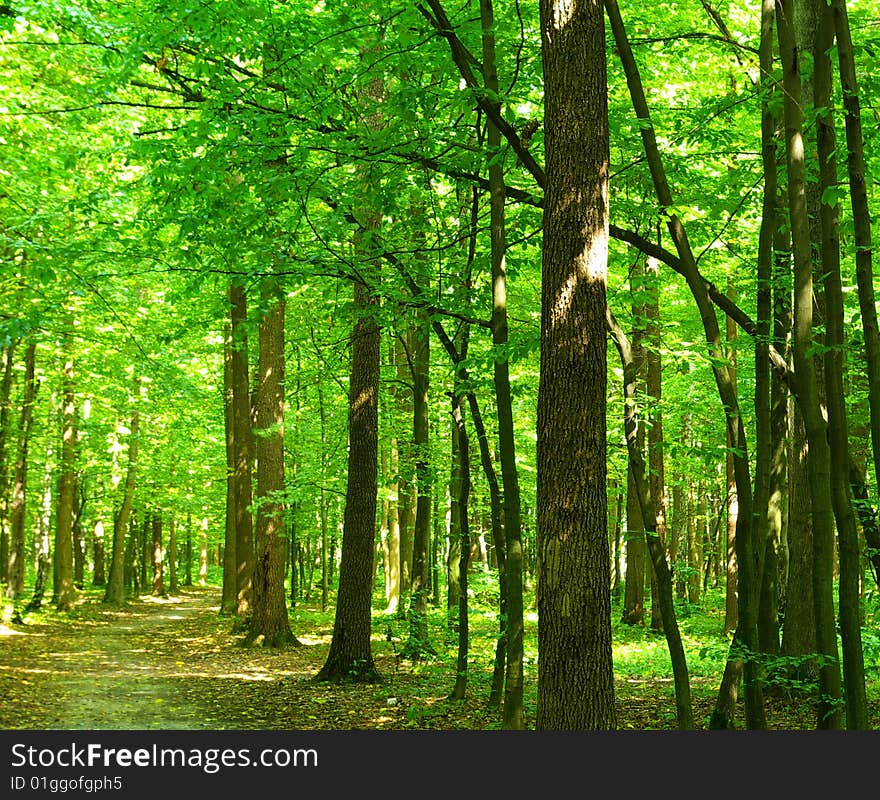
[478,0,524,728]
[536,0,615,729]
[104,378,140,605]
[449,393,471,701]
[168,516,178,596]
[230,282,254,618]
[754,0,778,662]
[0,340,17,587]
[151,514,165,597]
[724,281,739,634]
[92,518,106,587]
[54,330,77,612]
[831,0,880,502]
[221,322,237,614]
[623,269,646,626]
[184,514,193,587]
[316,274,381,682]
[395,334,415,605]
[386,437,401,613]
[24,451,53,613]
[403,311,434,660]
[318,376,329,613]
[247,282,297,648]
[777,0,843,728]
[6,342,36,600]
[813,0,867,728]
[645,256,667,633]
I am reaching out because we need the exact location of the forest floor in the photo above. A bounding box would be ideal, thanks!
[0,584,872,730]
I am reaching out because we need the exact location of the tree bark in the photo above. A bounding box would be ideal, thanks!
[104,378,139,606]
[777,0,843,728]
[230,282,254,618]
[6,342,36,600]
[536,0,615,729]
[316,275,381,682]
[0,340,17,587]
[247,282,297,648]
[151,514,165,597]
[54,330,77,612]
[831,0,880,502]
[813,0,867,728]
[221,321,237,614]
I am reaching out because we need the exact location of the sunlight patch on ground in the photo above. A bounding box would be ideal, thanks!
[0,665,53,675]
[297,634,331,645]
[0,624,40,637]
[137,595,185,606]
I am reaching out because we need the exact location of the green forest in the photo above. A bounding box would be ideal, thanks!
[1,0,879,732]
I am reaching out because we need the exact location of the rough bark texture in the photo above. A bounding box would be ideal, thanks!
[536,0,615,729]
[316,277,381,682]
[247,285,297,648]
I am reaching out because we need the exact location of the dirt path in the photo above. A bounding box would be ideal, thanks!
[1,588,239,729]
[0,586,450,730]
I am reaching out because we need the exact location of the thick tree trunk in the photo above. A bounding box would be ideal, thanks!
[247,283,297,648]
[316,276,381,682]
[24,454,52,613]
[536,0,615,729]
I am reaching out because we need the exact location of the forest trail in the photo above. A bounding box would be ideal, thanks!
[0,586,479,730]
[1,588,237,729]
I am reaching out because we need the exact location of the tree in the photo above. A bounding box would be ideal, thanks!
[246,281,297,648]
[316,275,381,683]
[536,0,616,729]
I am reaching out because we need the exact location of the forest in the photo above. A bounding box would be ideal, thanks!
[1,0,879,733]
